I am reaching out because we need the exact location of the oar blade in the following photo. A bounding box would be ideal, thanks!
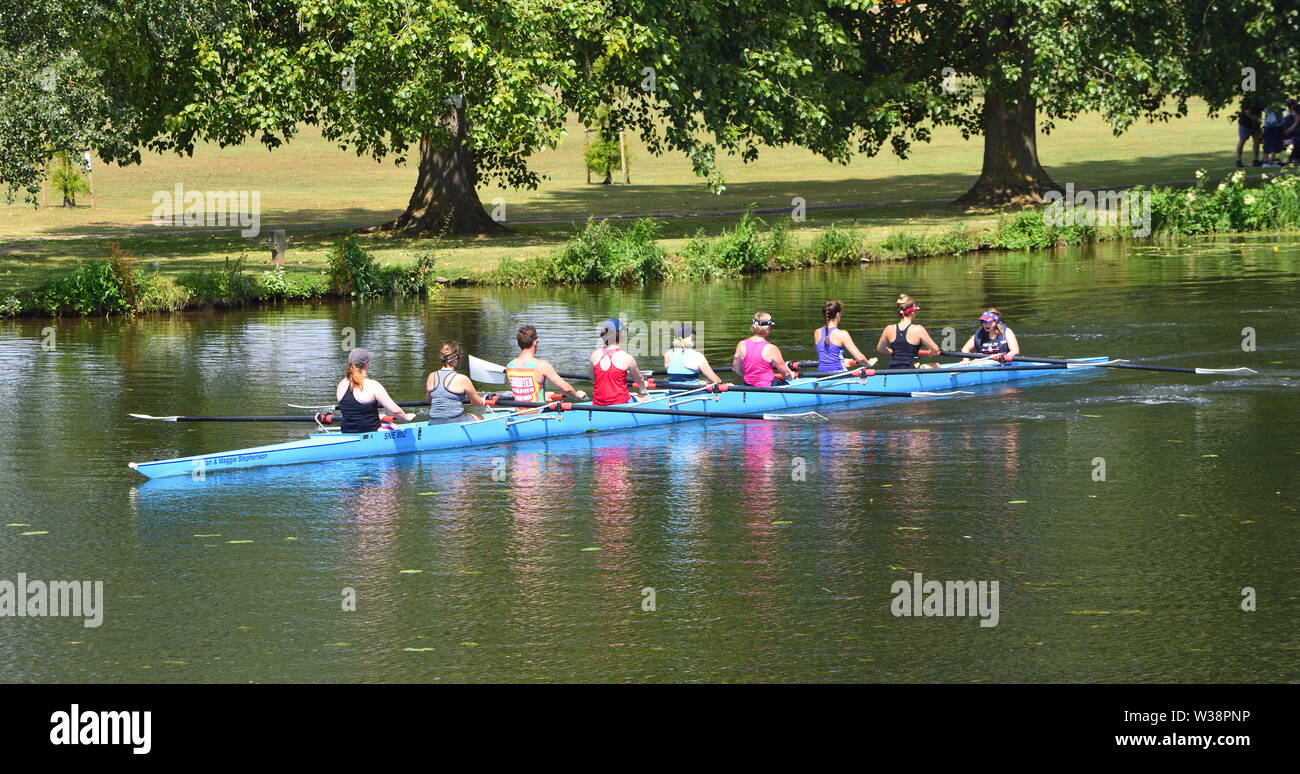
[1195,367,1258,375]
[1065,359,1128,368]
[759,411,828,422]
[129,413,179,422]
[911,390,975,397]
[469,354,507,384]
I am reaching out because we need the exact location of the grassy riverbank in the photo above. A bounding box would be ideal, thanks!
[3,102,1297,316]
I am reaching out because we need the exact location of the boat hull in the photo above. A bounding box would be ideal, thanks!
[129,358,1107,480]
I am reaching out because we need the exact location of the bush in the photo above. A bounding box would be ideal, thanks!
[0,294,25,317]
[393,251,441,295]
[179,256,257,306]
[135,275,191,313]
[33,261,129,316]
[806,224,864,264]
[991,208,1054,250]
[327,235,382,296]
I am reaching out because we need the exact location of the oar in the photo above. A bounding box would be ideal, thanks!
[131,412,337,423]
[707,384,971,398]
[486,396,826,422]
[923,349,1258,375]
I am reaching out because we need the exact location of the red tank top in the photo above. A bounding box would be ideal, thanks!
[592,346,631,405]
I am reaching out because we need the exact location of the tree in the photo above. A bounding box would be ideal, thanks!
[49,151,89,206]
[810,0,1300,206]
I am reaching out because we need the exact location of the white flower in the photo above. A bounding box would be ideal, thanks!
[1231,170,1245,184]
[1244,194,1256,205]
[1218,183,1226,192]
[1185,191,1196,201]
[1195,169,1205,179]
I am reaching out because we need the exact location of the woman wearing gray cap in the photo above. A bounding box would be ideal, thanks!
[663,323,722,385]
[336,348,416,433]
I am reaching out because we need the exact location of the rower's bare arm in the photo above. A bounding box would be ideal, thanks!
[839,331,870,363]
[961,335,976,354]
[698,358,723,384]
[625,354,649,392]
[732,345,745,373]
[918,326,942,357]
[769,346,795,379]
[374,383,417,422]
[1005,328,1021,357]
[456,374,487,407]
[539,361,586,399]
[876,328,893,355]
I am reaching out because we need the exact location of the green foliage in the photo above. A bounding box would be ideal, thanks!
[0,295,23,317]
[259,267,330,301]
[48,150,89,205]
[680,213,782,278]
[33,261,131,316]
[179,257,257,307]
[584,136,623,179]
[327,236,382,297]
[804,225,864,265]
[394,251,442,296]
[1147,171,1300,235]
[991,210,1055,250]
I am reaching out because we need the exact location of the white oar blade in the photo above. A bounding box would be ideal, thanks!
[129,413,179,422]
[469,354,507,384]
[1065,359,1129,368]
[912,390,975,397]
[1195,367,1258,375]
[287,403,336,409]
[760,411,827,422]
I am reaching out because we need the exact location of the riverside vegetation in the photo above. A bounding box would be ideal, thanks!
[3,170,1298,319]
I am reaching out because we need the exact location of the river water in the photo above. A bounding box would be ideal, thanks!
[2,237,1297,682]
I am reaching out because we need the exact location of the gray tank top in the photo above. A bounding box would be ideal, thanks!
[427,369,466,423]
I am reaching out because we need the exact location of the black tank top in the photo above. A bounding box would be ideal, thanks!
[890,322,920,369]
[338,385,381,433]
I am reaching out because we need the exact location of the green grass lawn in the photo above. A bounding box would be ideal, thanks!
[0,102,1247,294]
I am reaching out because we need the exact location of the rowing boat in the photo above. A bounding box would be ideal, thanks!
[128,357,1108,480]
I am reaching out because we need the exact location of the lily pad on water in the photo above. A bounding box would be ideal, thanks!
[194,534,220,538]
[324,642,350,648]
[459,570,483,575]
[1008,500,1028,504]
[896,526,922,531]
[460,641,478,647]
[1081,414,1102,418]
[772,520,793,525]
[6,523,31,527]
[399,569,423,574]
[1178,514,1198,518]
[1069,610,1112,615]
[417,491,438,496]
[20,531,49,536]
[403,647,435,652]
[226,540,253,544]
[580,547,600,552]
[1201,454,1219,458]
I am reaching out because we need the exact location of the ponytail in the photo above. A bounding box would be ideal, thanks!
[346,363,366,389]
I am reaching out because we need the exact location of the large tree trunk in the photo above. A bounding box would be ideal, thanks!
[370,104,507,235]
[955,15,1058,208]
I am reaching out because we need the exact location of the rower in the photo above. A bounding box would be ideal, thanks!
[733,312,795,386]
[506,326,588,403]
[961,308,1020,362]
[814,300,872,372]
[590,318,649,406]
[425,341,486,423]
[663,323,722,385]
[876,294,942,369]
[336,348,416,433]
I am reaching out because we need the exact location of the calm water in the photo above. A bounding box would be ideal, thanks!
[2,237,1297,683]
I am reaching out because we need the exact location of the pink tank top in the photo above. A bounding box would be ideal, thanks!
[742,338,774,387]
